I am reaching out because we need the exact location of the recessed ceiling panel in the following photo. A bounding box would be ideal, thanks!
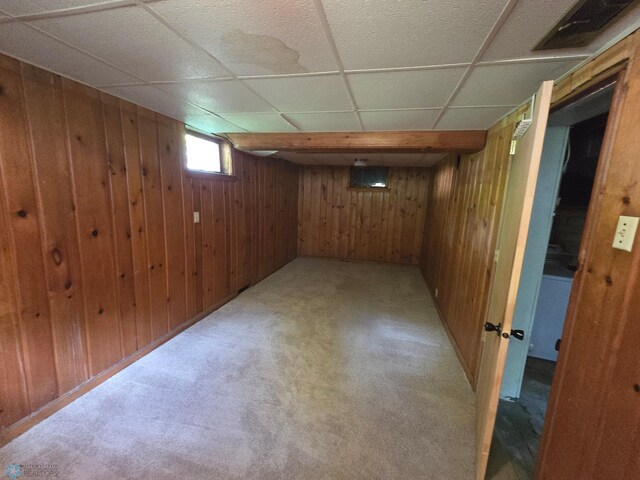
[452,59,582,106]
[284,112,361,131]
[218,113,298,132]
[483,0,640,61]
[321,0,508,69]
[244,75,352,112]
[148,0,337,75]
[347,67,467,110]
[0,0,127,16]
[158,79,274,113]
[436,106,514,129]
[31,5,227,81]
[184,114,246,134]
[482,0,589,61]
[102,84,206,119]
[359,109,440,131]
[0,21,139,85]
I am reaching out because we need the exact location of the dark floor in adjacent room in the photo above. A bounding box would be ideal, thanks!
[487,357,556,479]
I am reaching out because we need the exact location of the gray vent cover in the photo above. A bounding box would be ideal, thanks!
[534,0,637,50]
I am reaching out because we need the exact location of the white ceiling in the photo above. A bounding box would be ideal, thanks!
[0,0,639,166]
[275,151,448,168]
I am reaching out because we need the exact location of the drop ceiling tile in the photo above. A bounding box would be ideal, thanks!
[184,114,246,134]
[218,113,297,132]
[436,106,514,130]
[244,75,352,112]
[360,109,440,131]
[482,0,640,61]
[30,5,227,81]
[347,67,467,110]
[102,84,206,119]
[147,0,337,75]
[452,60,582,106]
[321,0,508,70]
[291,156,320,165]
[0,0,127,16]
[420,153,448,167]
[284,112,360,131]
[158,80,273,113]
[276,152,321,165]
[314,153,354,165]
[381,153,424,167]
[0,22,138,85]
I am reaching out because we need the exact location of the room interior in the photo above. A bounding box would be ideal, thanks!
[1,1,640,480]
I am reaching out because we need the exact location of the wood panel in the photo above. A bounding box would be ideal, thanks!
[0,56,59,413]
[536,30,640,480]
[0,53,299,443]
[420,104,528,384]
[298,166,430,265]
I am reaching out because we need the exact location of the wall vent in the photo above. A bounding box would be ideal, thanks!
[534,0,637,50]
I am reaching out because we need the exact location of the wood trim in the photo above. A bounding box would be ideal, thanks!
[0,292,236,448]
[184,171,238,182]
[227,130,487,153]
[421,269,475,384]
[551,30,638,105]
[346,186,390,193]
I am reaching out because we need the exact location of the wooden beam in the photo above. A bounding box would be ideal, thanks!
[226,130,487,153]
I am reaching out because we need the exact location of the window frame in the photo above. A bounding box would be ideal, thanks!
[183,129,235,181]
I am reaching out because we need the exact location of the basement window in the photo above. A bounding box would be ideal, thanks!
[350,166,389,189]
[185,131,231,175]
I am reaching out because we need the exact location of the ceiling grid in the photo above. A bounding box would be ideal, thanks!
[0,0,638,165]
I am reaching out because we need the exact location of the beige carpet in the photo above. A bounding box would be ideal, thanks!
[0,258,475,479]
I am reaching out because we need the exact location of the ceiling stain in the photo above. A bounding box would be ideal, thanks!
[220,30,309,74]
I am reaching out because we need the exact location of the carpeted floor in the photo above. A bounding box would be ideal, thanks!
[0,258,476,479]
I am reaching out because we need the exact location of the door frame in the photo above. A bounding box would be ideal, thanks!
[534,67,629,478]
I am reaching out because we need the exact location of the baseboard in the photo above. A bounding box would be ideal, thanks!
[298,254,420,267]
[0,293,237,448]
[419,269,476,390]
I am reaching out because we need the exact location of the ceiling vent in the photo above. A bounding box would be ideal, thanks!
[534,0,637,50]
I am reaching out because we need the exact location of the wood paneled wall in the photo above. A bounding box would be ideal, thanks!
[536,31,640,480]
[420,106,528,385]
[298,166,429,265]
[0,54,298,438]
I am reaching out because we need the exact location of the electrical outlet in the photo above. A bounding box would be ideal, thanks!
[193,211,200,224]
[612,215,638,252]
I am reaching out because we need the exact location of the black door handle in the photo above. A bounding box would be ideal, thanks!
[484,322,502,334]
[510,329,525,341]
[485,323,525,340]
[485,322,510,339]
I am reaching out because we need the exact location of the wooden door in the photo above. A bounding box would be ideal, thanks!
[475,81,554,480]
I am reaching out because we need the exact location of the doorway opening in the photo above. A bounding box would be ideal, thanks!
[486,80,616,479]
